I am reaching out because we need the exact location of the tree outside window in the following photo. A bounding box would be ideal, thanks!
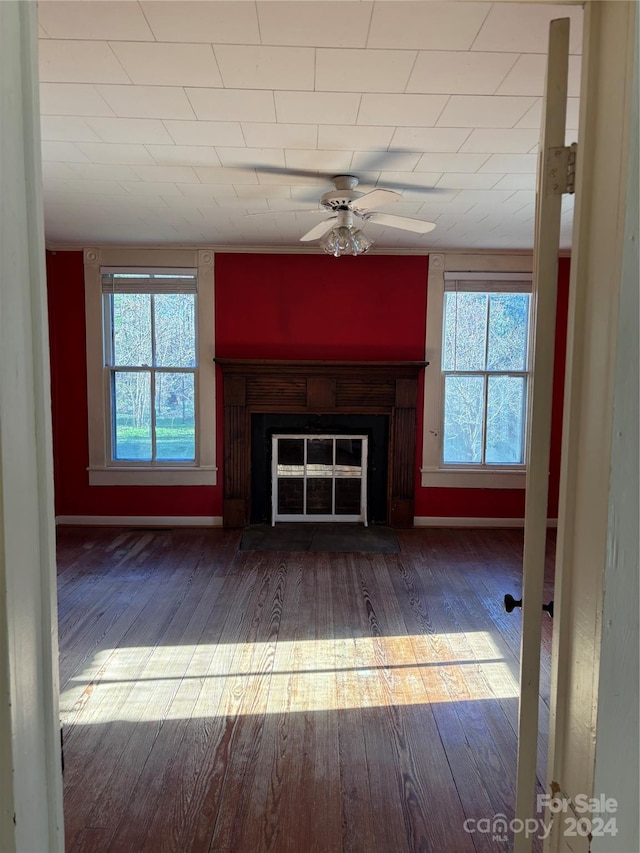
[105,283,197,463]
[442,290,531,466]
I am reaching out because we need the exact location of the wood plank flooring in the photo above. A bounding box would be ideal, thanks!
[57,526,555,853]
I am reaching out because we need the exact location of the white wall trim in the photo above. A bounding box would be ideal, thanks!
[420,468,526,489]
[87,466,217,486]
[421,253,535,487]
[55,515,223,528]
[414,516,558,528]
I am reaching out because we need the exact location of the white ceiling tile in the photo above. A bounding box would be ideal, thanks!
[495,53,582,97]
[438,96,537,128]
[146,145,222,167]
[41,161,80,181]
[234,185,292,200]
[389,127,472,153]
[186,89,276,123]
[459,128,539,153]
[491,173,537,191]
[357,94,448,127]
[275,92,361,125]
[47,179,131,195]
[162,121,244,147]
[216,148,286,169]
[516,96,583,132]
[499,190,536,210]
[565,98,580,129]
[437,172,501,190]
[39,40,130,84]
[377,171,442,190]
[140,1,260,44]
[86,117,174,145]
[318,125,394,151]
[39,24,50,38]
[75,142,156,164]
[241,123,317,149]
[407,51,518,95]
[214,45,315,91]
[40,116,102,142]
[97,85,197,120]
[258,171,326,186]
[415,152,489,173]
[39,83,115,116]
[449,189,517,206]
[41,141,91,162]
[257,2,373,47]
[120,181,183,196]
[110,43,223,88]
[174,186,231,202]
[351,151,422,172]
[192,168,259,186]
[131,165,200,183]
[37,1,154,41]
[316,49,415,94]
[285,150,353,173]
[478,153,538,173]
[472,4,583,55]
[367,2,491,50]
[67,163,141,182]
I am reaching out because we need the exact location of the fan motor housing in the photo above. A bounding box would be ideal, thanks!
[320,190,362,211]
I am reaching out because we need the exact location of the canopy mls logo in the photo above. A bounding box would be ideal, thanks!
[464,795,619,841]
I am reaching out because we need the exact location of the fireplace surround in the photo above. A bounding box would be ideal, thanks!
[215,359,427,528]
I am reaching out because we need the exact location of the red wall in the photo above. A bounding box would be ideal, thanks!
[214,253,428,360]
[46,251,570,522]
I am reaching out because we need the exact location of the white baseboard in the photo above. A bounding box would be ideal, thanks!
[413,516,558,528]
[55,515,224,528]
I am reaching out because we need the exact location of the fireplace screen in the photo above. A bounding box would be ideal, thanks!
[271,435,368,525]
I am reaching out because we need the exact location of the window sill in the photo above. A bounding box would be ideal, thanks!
[420,468,526,489]
[88,466,217,487]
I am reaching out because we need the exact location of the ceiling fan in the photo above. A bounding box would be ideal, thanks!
[298,174,437,244]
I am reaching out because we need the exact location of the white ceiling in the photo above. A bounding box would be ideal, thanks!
[38,1,582,252]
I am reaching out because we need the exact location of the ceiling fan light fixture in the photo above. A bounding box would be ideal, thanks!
[320,225,373,257]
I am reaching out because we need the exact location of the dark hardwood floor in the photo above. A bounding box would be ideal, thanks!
[57,526,555,853]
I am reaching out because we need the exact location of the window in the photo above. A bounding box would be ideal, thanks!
[442,286,531,466]
[102,270,197,465]
[84,248,216,486]
[421,260,533,489]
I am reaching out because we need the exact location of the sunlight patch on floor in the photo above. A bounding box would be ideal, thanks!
[60,632,519,724]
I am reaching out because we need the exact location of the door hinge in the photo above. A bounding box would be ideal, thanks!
[545,142,577,195]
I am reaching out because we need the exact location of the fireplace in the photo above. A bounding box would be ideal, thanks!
[215,359,427,528]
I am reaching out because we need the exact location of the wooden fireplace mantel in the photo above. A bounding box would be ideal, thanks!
[214,358,428,529]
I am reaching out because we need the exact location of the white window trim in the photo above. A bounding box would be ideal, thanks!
[83,247,217,486]
[422,253,533,489]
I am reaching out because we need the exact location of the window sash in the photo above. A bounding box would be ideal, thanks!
[440,285,532,469]
[102,281,199,467]
[440,371,528,467]
[103,292,198,369]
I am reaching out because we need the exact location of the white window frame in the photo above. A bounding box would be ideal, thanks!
[84,247,217,486]
[422,254,533,489]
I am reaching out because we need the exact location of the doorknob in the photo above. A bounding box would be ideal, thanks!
[503,594,554,618]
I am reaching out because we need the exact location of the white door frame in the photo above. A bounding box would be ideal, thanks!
[545,3,638,851]
[514,18,571,852]
[0,2,64,851]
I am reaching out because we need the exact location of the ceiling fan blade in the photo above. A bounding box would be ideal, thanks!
[351,188,401,213]
[365,212,437,234]
[300,218,337,242]
[244,208,322,217]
